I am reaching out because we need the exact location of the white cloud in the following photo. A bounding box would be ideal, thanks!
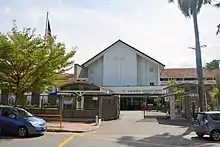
[1,0,220,72]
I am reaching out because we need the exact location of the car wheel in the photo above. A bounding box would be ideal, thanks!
[17,126,28,137]
[196,133,204,138]
[210,130,220,141]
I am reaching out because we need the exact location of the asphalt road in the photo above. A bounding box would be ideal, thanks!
[0,111,220,147]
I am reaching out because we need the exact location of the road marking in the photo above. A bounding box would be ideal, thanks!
[57,134,75,147]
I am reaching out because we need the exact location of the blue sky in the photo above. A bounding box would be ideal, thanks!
[1,0,220,72]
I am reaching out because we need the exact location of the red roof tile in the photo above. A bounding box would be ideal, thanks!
[161,68,214,78]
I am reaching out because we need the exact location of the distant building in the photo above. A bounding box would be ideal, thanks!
[160,68,216,86]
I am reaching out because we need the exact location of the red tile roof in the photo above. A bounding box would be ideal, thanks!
[161,68,214,78]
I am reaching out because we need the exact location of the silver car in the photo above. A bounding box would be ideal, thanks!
[193,111,220,141]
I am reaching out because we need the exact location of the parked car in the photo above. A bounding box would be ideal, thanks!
[192,111,220,141]
[0,105,47,137]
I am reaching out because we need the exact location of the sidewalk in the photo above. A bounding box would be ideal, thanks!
[46,122,100,133]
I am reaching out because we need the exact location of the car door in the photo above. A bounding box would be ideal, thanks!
[193,113,205,133]
[1,108,18,134]
[0,107,4,134]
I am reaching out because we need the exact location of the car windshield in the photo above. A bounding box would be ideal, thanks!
[16,108,33,118]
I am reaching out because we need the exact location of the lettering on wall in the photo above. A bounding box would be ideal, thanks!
[106,86,166,94]
[122,89,162,93]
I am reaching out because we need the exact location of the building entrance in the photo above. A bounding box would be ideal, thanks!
[120,95,165,111]
[120,97,143,110]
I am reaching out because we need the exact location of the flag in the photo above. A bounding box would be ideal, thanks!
[45,12,52,38]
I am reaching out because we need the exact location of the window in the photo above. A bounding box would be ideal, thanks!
[184,78,197,81]
[150,82,154,86]
[196,113,204,122]
[149,67,154,72]
[209,114,220,121]
[160,78,168,81]
[17,108,33,118]
[84,96,98,110]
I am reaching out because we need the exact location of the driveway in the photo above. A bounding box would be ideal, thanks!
[0,111,219,147]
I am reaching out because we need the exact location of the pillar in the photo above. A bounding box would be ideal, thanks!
[76,96,84,110]
[169,95,175,120]
[98,96,103,119]
[58,96,63,114]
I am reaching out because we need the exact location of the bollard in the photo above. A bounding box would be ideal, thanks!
[95,115,99,126]
[98,118,102,125]
[60,115,62,129]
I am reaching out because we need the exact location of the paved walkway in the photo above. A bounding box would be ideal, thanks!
[46,122,99,132]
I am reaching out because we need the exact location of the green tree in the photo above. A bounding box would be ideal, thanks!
[210,87,219,110]
[0,23,76,106]
[168,0,213,111]
[167,79,184,101]
[205,59,220,110]
[204,59,220,70]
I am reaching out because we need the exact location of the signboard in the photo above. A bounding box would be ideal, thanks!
[93,97,98,100]
[104,86,166,94]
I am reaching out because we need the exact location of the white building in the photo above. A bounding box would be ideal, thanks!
[74,40,166,110]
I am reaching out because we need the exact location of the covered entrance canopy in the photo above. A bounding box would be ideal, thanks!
[58,82,112,96]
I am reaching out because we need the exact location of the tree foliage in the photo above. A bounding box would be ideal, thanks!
[204,59,220,70]
[167,79,184,101]
[214,1,220,35]
[168,0,212,17]
[0,23,76,105]
[204,60,220,110]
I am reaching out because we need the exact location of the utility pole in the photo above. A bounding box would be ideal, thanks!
[188,45,207,112]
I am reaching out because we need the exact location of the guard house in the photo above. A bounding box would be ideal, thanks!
[57,82,120,120]
[74,40,166,110]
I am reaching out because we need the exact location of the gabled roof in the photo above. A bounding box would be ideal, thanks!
[82,40,165,67]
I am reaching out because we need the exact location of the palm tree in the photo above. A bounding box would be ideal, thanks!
[215,2,220,35]
[168,0,213,112]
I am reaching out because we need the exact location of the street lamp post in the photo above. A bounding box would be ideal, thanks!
[188,45,207,112]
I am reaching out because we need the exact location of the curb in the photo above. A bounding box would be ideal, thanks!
[46,123,101,133]
[46,129,86,133]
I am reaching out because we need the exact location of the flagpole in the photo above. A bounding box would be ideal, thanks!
[45,12,49,37]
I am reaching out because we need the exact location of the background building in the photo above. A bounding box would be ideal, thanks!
[160,68,216,86]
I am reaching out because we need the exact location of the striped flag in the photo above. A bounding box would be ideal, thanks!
[45,12,52,38]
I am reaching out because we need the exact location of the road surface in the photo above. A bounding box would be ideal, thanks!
[0,111,219,147]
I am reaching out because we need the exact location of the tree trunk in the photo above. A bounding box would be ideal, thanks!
[1,90,9,105]
[14,93,26,107]
[192,1,204,112]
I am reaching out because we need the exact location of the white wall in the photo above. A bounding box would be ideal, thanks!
[137,55,159,85]
[85,41,161,86]
[103,41,137,86]
[87,56,103,85]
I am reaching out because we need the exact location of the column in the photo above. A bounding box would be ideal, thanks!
[76,96,84,110]
[169,95,175,120]
[58,96,63,114]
